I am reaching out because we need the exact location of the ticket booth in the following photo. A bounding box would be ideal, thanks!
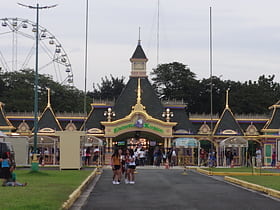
[174,138,200,166]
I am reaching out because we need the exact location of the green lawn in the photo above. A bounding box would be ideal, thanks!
[0,169,92,210]
[231,175,280,191]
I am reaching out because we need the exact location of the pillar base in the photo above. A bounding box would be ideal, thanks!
[31,154,39,172]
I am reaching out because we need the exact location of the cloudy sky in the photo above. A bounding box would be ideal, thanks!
[1,0,280,91]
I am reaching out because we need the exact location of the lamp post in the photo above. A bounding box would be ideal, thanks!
[18,2,57,171]
[104,108,115,122]
[162,108,173,122]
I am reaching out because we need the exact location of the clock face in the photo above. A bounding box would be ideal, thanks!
[134,62,144,69]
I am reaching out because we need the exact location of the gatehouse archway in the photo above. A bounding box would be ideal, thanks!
[112,131,165,165]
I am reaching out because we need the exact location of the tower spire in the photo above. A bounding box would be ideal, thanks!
[47,88,51,107]
[226,88,230,109]
[137,77,142,104]
[138,27,141,45]
[132,77,145,111]
[130,31,148,78]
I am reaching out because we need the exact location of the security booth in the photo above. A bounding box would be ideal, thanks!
[56,131,84,170]
[220,136,248,167]
[173,137,200,166]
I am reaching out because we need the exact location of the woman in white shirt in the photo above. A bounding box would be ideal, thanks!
[127,149,136,184]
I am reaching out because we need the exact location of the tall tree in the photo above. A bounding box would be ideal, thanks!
[197,76,228,114]
[0,69,86,112]
[91,75,125,101]
[150,62,200,111]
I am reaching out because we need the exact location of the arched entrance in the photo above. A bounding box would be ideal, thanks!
[220,136,248,167]
[28,135,59,165]
[113,131,164,165]
[247,139,261,167]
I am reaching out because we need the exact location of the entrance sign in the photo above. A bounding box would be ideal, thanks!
[102,112,176,138]
[174,138,198,148]
[114,123,163,134]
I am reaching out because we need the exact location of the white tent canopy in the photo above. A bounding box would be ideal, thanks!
[220,136,248,148]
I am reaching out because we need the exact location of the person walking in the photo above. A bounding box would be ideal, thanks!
[170,148,177,167]
[92,146,100,165]
[256,148,262,167]
[200,148,206,166]
[85,147,91,166]
[271,151,276,167]
[139,148,146,166]
[111,149,121,184]
[225,150,233,167]
[127,149,136,184]
[124,149,130,184]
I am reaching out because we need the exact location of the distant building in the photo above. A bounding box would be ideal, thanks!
[0,41,279,167]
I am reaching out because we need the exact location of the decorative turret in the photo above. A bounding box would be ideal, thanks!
[213,89,244,135]
[0,102,15,132]
[130,38,148,77]
[262,100,280,132]
[37,88,62,132]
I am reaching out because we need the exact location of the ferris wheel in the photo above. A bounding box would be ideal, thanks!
[0,17,73,85]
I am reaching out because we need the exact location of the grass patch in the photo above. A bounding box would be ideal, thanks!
[0,169,92,210]
[231,176,280,191]
[203,167,272,173]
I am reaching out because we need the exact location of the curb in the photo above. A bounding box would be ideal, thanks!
[196,168,280,176]
[61,168,100,210]
[224,176,280,199]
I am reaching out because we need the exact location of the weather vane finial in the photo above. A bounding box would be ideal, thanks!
[138,27,141,45]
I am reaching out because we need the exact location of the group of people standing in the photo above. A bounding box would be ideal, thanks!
[83,146,100,166]
[153,147,178,167]
[199,149,217,167]
[111,148,137,185]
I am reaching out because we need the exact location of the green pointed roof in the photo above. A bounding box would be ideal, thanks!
[262,100,280,130]
[37,106,62,131]
[169,107,195,133]
[0,102,15,130]
[36,89,62,131]
[213,108,244,135]
[81,105,107,131]
[213,90,243,135]
[131,41,147,60]
[113,77,164,120]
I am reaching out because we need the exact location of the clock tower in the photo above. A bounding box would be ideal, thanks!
[130,40,148,77]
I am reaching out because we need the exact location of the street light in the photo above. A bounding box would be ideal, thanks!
[104,108,115,122]
[18,2,57,171]
[162,108,173,122]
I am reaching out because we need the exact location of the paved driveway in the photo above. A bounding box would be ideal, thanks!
[81,168,280,210]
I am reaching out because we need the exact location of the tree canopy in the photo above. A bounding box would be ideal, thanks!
[0,69,86,112]
[90,74,125,101]
[1,63,280,115]
[151,62,280,115]
[0,70,125,113]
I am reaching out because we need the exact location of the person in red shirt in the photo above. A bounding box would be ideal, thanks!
[271,151,276,167]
